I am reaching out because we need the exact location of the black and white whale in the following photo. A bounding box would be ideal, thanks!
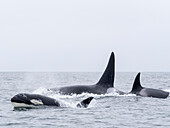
[130,72,169,98]
[11,93,94,108]
[50,52,123,95]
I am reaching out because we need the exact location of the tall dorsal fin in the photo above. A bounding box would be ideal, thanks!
[131,72,143,92]
[96,52,115,88]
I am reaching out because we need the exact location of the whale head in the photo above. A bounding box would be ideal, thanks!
[11,93,44,108]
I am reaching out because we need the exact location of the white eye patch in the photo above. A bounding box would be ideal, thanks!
[30,99,43,105]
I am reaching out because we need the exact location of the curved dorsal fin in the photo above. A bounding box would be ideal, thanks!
[96,52,115,88]
[131,72,143,92]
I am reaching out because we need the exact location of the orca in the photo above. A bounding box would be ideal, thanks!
[50,52,123,95]
[11,93,94,108]
[130,72,169,98]
[77,97,94,108]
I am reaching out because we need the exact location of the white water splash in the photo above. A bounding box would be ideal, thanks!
[31,87,137,108]
[163,89,170,93]
[32,87,49,94]
[58,99,77,108]
[33,87,136,99]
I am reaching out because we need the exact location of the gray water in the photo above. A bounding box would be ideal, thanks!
[0,72,170,128]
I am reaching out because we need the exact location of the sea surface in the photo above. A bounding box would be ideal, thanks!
[0,72,170,128]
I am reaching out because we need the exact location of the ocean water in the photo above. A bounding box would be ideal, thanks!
[0,72,170,128]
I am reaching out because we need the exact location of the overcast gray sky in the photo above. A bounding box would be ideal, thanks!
[0,0,170,72]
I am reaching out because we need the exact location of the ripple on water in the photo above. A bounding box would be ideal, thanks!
[1,72,170,128]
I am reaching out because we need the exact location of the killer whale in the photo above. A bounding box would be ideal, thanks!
[130,72,169,98]
[50,52,123,95]
[11,93,93,108]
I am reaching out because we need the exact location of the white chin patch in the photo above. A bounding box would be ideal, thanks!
[30,99,43,105]
[12,102,36,108]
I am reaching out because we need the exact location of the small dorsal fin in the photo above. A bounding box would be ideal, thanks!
[96,52,115,88]
[77,97,94,108]
[131,72,143,92]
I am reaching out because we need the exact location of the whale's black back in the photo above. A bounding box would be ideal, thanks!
[130,73,169,98]
[52,52,115,95]
[11,93,94,108]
